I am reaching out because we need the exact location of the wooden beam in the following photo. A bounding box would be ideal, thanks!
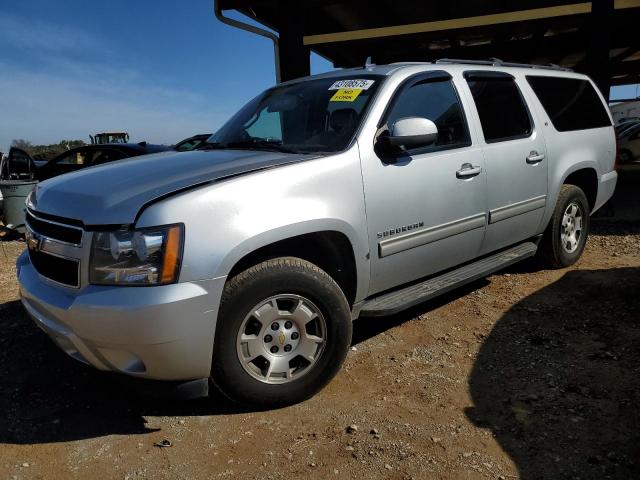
[303,0,640,46]
[614,0,640,9]
[303,3,592,45]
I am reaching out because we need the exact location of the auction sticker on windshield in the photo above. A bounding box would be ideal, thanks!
[330,88,363,102]
[328,79,375,90]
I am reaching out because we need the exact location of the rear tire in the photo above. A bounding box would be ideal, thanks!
[210,257,352,408]
[538,184,590,268]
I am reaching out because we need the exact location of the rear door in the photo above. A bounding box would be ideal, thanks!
[463,71,548,254]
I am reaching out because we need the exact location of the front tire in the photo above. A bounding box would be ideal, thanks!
[539,184,590,268]
[210,257,352,408]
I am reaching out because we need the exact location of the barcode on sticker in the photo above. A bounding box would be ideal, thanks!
[328,79,375,90]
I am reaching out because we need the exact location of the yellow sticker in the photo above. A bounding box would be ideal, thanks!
[330,88,362,102]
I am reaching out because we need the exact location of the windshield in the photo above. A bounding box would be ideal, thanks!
[207,75,382,154]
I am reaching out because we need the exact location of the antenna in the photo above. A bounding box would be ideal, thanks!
[364,56,375,68]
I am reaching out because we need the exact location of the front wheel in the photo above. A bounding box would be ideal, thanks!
[210,257,352,408]
[538,184,590,268]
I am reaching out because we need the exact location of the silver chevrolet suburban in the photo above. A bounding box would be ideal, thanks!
[17,60,617,407]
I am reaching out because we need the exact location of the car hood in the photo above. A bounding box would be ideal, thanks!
[31,149,317,225]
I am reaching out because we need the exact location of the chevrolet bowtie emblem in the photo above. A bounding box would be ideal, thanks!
[278,331,286,346]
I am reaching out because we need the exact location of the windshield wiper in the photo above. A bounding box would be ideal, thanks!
[224,139,300,154]
[196,139,301,154]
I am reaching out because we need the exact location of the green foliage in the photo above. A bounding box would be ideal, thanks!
[11,139,86,160]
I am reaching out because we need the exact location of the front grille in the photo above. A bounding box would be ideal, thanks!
[28,250,80,288]
[26,211,83,245]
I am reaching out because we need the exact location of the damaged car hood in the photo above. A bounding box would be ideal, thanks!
[31,149,317,225]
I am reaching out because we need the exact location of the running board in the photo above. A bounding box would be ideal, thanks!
[360,242,538,317]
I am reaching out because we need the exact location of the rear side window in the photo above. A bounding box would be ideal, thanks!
[466,75,532,143]
[526,76,611,132]
[91,149,128,165]
[385,77,470,151]
[57,150,89,165]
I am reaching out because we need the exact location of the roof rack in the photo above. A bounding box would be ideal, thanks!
[435,58,573,72]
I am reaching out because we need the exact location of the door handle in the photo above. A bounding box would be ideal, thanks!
[526,151,545,164]
[456,163,483,178]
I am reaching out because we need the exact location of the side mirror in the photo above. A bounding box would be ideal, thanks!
[376,117,438,156]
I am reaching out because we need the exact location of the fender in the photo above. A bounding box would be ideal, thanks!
[135,148,371,301]
[539,159,599,232]
[215,219,370,303]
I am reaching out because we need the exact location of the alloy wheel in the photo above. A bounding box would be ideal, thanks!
[236,294,327,384]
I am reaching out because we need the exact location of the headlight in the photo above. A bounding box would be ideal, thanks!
[90,224,183,286]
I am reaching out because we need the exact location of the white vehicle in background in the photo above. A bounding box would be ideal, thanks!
[610,100,640,124]
[618,123,640,163]
[615,120,640,137]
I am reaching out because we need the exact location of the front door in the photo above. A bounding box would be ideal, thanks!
[463,71,549,254]
[360,72,488,295]
[38,148,93,180]
[3,148,36,180]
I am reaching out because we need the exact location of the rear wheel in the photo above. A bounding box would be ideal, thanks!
[210,257,352,408]
[538,184,590,268]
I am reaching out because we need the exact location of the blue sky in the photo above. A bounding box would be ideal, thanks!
[0,0,637,153]
[0,0,331,152]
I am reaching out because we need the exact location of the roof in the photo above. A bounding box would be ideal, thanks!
[279,60,589,88]
[220,0,640,87]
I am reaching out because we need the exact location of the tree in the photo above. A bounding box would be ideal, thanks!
[10,139,33,150]
[9,139,86,160]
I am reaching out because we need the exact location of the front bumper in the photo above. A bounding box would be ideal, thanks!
[17,250,226,380]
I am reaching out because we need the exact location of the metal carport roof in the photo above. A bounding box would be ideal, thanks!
[215,0,640,99]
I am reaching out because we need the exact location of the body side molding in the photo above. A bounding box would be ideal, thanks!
[378,212,486,258]
[489,195,547,224]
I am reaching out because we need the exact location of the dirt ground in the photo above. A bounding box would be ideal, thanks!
[1,169,639,480]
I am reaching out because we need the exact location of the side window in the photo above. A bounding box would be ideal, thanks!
[526,76,612,132]
[466,75,532,143]
[385,78,470,150]
[57,150,89,165]
[175,140,199,151]
[91,149,127,165]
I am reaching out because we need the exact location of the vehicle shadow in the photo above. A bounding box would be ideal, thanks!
[467,267,640,479]
[0,300,243,445]
[0,278,489,445]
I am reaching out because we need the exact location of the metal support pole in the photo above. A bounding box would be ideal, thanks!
[213,0,282,83]
[586,0,614,101]
[278,0,310,81]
